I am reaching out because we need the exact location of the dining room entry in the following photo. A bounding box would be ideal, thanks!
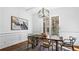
[43,16,59,36]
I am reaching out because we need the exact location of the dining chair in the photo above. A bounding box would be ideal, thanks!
[60,36,76,51]
[27,36,33,49]
[40,37,53,51]
[27,34,40,49]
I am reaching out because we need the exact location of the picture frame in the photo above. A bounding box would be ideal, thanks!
[11,16,28,30]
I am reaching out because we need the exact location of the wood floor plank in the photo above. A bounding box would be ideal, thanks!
[0,40,28,51]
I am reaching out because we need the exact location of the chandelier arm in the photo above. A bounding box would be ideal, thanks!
[38,8,50,17]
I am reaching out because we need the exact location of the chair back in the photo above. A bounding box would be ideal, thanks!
[41,36,48,42]
[60,36,63,40]
[70,37,76,45]
[59,36,63,42]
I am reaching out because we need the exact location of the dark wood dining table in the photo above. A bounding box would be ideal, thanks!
[28,35,63,51]
[37,35,63,51]
[48,37,63,51]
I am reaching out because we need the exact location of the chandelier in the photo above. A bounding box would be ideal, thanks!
[38,8,50,17]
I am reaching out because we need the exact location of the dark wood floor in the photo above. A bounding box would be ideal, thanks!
[26,44,70,51]
[0,40,79,51]
[18,41,69,51]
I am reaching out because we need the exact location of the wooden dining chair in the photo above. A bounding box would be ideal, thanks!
[40,37,53,51]
[60,36,76,51]
[27,36,33,49]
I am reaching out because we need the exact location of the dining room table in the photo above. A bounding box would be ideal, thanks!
[48,36,63,51]
[28,34,63,51]
[33,35,63,51]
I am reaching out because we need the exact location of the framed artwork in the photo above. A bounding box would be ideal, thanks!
[51,16,59,35]
[11,16,28,30]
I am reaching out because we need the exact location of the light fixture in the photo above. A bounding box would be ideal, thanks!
[38,8,49,17]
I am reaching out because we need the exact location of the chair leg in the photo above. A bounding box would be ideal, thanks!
[40,45,42,51]
[26,42,29,50]
[52,46,53,51]
[27,44,28,48]
[48,47,49,51]
[40,45,44,51]
[61,45,62,51]
[43,47,44,50]
[72,45,74,51]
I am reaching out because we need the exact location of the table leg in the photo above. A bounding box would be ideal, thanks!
[56,41,58,51]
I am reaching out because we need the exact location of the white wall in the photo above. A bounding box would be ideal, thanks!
[53,7,79,45]
[0,7,32,49]
[31,8,43,34]
[32,13,43,33]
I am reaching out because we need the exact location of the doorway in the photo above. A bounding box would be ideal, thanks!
[43,16,59,36]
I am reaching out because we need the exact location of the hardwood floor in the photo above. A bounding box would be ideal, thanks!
[0,40,79,51]
[0,40,28,51]
[74,46,79,51]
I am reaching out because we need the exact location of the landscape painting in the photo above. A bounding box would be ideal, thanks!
[11,16,28,30]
